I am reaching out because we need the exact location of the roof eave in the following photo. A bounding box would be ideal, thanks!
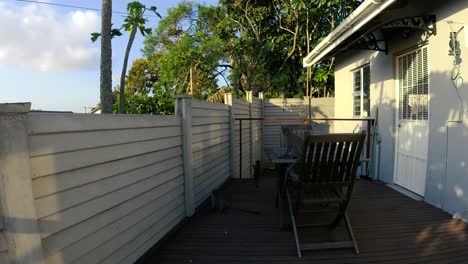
[302,0,398,67]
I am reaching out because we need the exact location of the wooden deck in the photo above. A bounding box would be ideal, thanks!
[145,174,468,264]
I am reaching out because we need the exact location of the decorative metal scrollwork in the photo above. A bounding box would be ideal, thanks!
[342,15,436,54]
[353,32,388,53]
[381,15,437,37]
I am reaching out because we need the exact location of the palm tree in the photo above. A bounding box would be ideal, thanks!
[100,0,113,113]
[117,2,159,114]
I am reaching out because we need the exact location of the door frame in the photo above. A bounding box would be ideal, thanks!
[393,45,431,195]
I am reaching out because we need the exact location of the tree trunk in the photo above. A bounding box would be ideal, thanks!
[189,62,193,95]
[100,0,113,113]
[118,22,138,114]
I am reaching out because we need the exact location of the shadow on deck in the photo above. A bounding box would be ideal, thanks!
[145,174,468,264]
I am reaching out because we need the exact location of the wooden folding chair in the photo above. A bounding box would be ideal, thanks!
[283,132,365,257]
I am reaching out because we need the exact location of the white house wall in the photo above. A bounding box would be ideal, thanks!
[335,47,398,183]
[426,0,468,218]
[334,0,468,218]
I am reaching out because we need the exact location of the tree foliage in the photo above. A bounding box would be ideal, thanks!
[143,2,229,100]
[129,0,361,112]
[125,56,159,96]
[113,86,174,115]
[93,1,161,113]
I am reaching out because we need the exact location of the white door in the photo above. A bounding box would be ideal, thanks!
[395,47,429,196]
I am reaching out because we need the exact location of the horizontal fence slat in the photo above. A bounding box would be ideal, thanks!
[192,129,229,144]
[192,117,229,126]
[29,126,181,157]
[27,114,180,135]
[39,171,184,238]
[32,146,182,199]
[192,123,229,134]
[42,180,184,260]
[30,136,182,178]
[192,99,229,111]
[192,141,229,163]
[192,135,230,153]
[192,108,229,118]
[35,156,183,218]
[80,204,185,264]
[45,193,185,264]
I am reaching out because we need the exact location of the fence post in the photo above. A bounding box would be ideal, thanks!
[246,91,254,178]
[304,96,311,120]
[0,103,45,264]
[224,93,238,179]
[174,95,195,217]
[258,92,264,166]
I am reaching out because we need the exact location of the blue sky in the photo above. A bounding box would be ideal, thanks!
[0,0,218,112]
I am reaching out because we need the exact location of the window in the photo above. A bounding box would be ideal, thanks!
[398,47,429,121]
[352,65,370,117]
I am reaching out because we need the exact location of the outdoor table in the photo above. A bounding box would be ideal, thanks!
[265,147,298,203]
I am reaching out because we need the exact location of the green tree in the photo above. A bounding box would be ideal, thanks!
[113,87,174,115]
[218,0,359,97]
[125,56,159,95]
[93,1,160,113]
[143,2,230,100]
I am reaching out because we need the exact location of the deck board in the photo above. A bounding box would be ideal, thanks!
[144,174,468,264]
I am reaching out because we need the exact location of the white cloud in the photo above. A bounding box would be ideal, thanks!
[0,1,100,71]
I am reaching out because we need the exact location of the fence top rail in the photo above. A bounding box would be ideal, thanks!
[234,117,375,122]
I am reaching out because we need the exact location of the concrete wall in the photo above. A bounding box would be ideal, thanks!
[334,0,468,219]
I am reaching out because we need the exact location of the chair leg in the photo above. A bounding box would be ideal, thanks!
[344,212,359,254]
[330,203,346,228]
[279,191,285,228]
[286,190,302,258]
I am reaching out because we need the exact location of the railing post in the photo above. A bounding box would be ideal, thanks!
[304,96,311,121]
[224,93,238,179]
[258,92,264,166]
[0,103,45,264]
[174,95,195,217]
[246,91,254,178]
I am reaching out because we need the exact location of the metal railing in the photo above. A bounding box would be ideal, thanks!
[235,117,376,179]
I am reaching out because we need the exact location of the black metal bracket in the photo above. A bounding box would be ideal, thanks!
[338,15,437,55]
[381,15,437,38]
[352,32,388,53]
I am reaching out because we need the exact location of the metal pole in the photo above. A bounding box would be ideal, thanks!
[239,120,242,179]
[367,120,372,177]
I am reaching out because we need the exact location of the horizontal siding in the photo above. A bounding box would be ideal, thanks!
[30,135,181,178]
[191,100,231,206]
[29,126,180,157]
[26,114,186,264]
[263,97,305,151]
[263,98,335,155]
[32,147,182,199]
[27,113,180,134]
[192,100,229,111]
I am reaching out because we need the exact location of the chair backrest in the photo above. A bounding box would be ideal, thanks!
[301,132,366,185]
